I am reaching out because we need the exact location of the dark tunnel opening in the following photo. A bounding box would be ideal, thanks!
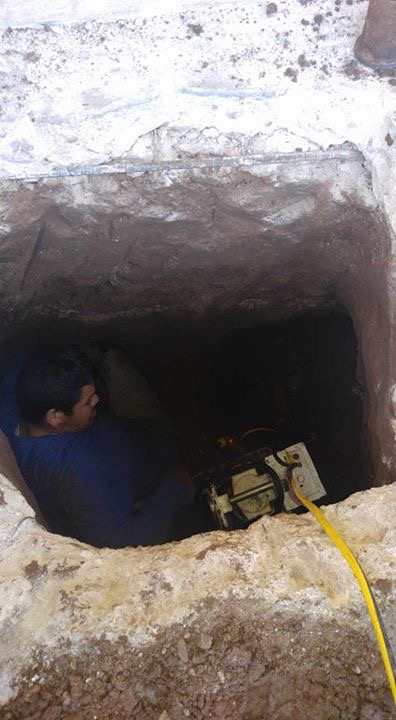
[0,304,371,540]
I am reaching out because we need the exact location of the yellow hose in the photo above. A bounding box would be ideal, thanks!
[290,476,396,705]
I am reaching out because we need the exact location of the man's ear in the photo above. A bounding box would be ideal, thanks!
[45,408,65,430]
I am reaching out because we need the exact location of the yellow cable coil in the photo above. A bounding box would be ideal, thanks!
[290,476,396,705]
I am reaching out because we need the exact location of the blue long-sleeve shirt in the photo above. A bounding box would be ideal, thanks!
[0,361,191,548]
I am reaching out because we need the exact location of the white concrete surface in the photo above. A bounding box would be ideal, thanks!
[0,1,395,234]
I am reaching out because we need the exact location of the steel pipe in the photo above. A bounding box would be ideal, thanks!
[354,0,396,70]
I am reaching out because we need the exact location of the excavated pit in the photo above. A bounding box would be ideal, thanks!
[1,152,396,718]
[0,150,394,494]
[1,0,396,714]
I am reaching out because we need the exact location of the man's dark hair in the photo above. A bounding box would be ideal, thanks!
[17,346,94,425]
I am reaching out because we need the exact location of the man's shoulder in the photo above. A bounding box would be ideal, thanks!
[11,414,123,458]
[10,413,137,492]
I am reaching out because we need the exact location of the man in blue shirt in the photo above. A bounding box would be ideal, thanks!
[0,346,193,548]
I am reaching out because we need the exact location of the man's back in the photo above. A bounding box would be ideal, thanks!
[0,351,191,548]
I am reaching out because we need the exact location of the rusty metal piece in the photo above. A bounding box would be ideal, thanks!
[354,0,396,70]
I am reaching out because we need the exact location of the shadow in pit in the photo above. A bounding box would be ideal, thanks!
[205,311,371,506]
